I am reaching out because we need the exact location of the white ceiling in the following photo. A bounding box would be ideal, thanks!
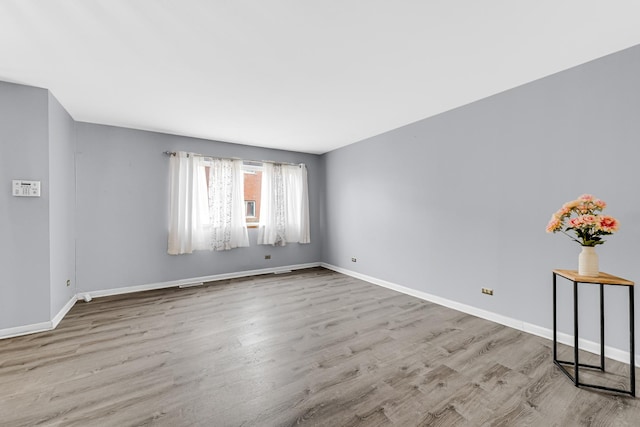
[1,1,639,154]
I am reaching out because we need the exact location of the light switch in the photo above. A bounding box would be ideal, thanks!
[12,180,41,197]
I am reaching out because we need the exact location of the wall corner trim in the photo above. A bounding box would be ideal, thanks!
[51,295,78,329]
[0,295,78,340]
[320,263,640,368]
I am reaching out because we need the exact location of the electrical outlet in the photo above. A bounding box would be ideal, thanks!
[66,279,71,287]
[351,257,357,262]
[481,287,494,296]
[265,255,271,260]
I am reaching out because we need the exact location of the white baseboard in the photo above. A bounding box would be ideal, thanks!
[77,262,321,301]
[52,295,77,328]
[0,295,79,340]
[523,322,640,367]
[321,263,640,368]
[0,321,53,340]
[1,262,320,341]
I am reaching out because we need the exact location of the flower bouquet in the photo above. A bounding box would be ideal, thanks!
[546,194,619,276]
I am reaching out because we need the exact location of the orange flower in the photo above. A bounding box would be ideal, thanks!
[546,216,562,233]
[563,200,580,209]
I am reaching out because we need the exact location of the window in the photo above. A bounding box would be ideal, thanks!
[243,162,262,226]
[168,153,249,254]
[203,161,262,225]
[257,163,310,246]
[245,200,256,217]
[168,152,309,255]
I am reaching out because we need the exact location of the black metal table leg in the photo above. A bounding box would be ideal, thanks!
[600,283,605,370]
[630,286,635,397]
[574,280,579,386]
[553,272,557,362]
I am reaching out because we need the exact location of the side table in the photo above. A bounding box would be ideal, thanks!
[553,269,635,396]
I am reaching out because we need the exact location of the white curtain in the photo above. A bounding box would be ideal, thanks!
[257,163,310,246]
[168,152,209,254]
[206,158,249,250]
[168,152,248,254]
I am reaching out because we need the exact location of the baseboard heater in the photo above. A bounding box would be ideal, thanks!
[178,282,204,289]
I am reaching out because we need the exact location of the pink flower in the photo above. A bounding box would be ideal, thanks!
[568,217,583,228]
[568,215,597,228]
[547,194,618,245]
[576,203,591,214]
[598,216,619,233]
[594,199,606,209]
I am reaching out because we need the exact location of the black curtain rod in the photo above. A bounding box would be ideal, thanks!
[163,151,303,167]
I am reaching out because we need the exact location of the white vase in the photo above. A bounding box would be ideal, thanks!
[578,246,599,277]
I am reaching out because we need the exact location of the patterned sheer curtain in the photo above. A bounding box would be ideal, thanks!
[206,158,249,250]
[257,163,310,246]
[168,152,248,254]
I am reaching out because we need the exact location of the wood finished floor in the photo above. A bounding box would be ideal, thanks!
[1,267,639,426]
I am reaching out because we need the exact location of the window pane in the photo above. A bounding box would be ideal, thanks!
[245,200,256,217]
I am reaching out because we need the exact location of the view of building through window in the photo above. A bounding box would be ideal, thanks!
[202,162,262,226]
[245,200,256,217]
[243,168,262,225]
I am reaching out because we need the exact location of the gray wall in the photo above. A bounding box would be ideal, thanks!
[0,81,51,329]
[322,45,640,354]
[75,123,322,293]
[48,92,77,316]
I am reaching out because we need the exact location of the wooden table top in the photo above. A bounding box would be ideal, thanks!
[553,269,635,286]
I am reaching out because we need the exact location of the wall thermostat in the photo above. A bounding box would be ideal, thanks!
[12,180,41,197]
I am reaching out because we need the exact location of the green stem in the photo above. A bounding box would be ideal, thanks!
[560,230,582,245]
